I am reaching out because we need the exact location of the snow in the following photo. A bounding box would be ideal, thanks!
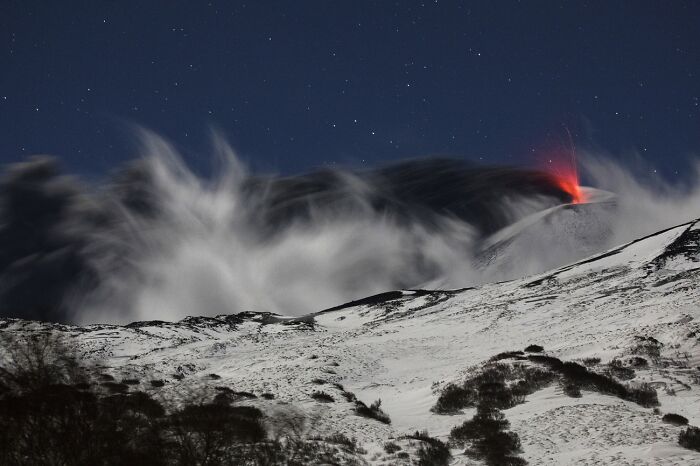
[3,218,700,464]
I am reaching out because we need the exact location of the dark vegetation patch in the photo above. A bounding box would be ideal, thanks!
[260,392,275,400]
[663,413,689,426]
[527,355,658,407]
[311,378,326,385]
[489,351,526,362]
[311,391,335,403]
[384,441,401,453]
[581,357,601,366]
[434,349,663,465]
[0,333,369,465]
[628,356,648,367]
[606,359,636,380]
[402,431,451,466]
[524,344,544,353]
[631,336,663,359]
[561,380,582,398]
[321,433,366,454]
[431,363,533,464]
[679,426,700,452]
[432,363,554,414]
[150,379,165,388]
[450,406,525,466]
[354,399,391,424]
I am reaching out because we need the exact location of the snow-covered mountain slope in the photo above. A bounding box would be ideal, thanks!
[3,218,700,464]
[478,187,617,281]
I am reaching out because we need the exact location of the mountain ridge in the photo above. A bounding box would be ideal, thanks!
[2,216,700,464]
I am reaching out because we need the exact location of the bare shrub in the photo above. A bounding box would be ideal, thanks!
[355,398,391,424]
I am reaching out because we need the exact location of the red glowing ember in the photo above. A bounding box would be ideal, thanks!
[544,150,586,204]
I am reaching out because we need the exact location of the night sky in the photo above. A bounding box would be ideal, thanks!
[2,1,699,179]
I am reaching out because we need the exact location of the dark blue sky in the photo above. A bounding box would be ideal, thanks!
[2,1,699,179]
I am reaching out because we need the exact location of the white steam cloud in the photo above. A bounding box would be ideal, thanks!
[1,131,697,325]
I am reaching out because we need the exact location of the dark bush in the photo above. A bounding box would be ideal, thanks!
[324,433,360,452]
[355,399,391,424]
[416,440,451,465]
[527,354,658,407]
[402,431,451,466]
[581,357,601,366]
[384,441,401,453]
[679,426,700,452]
[515,367,556,395]
[628,356,648,367]
[527,354,564,370]
[479,380,517,410]
[631,336,662,358]
[489,351,526,362]
[435,363,555,415]
[627,383,659,408]
[311,378,326,385]
[261,392,275,400]
[607,360,636,380]
[0,332,374,466]
[561,380,582,398]
[170,403,267,463]
[311,391,335,402]
[432,383,477,414]
[663,413,689,426]
[524,344,544,353]
[150,379,165,388]
[450,407,524,466]
[331,382,345,391]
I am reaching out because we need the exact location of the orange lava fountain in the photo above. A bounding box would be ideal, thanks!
[545,149,586,204]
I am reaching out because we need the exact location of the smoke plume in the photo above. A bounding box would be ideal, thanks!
[0,132,696,324]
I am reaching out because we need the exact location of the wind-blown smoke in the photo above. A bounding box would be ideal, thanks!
[580,152,700,247]
[0,132,696,325]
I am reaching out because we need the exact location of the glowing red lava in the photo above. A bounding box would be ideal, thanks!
[545,151,586,204]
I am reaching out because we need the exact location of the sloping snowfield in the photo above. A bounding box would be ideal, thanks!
[3,219,700,464]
